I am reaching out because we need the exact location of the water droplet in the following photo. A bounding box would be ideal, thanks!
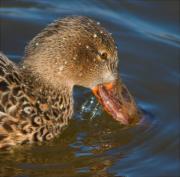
[90,100,94,104]
[97,22,100,25]
[93,34,97,38]
[86,45,89,49]
[79,73,83,77]
[59,66,64,71]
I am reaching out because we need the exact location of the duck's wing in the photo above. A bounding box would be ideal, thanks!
[0,52,22,114]
[0,53,24,149]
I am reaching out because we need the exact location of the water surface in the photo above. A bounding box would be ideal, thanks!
[0,0,180,177]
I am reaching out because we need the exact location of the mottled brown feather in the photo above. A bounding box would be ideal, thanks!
[0,53,72,149]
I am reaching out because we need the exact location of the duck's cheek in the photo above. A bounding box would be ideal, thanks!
[92,81,139,125]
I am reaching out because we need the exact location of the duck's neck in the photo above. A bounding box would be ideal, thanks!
[20,66,74,139]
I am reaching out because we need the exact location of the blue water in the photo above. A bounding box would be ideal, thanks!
[0,1,180,177]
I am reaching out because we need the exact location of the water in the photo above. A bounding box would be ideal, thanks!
[0,0,179,176]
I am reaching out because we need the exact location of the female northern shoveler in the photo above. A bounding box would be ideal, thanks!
[0,16,140,150]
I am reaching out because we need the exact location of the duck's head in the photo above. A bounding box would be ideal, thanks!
[23,16,140,125]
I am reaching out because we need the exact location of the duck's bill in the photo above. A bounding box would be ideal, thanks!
[92,81,140,125]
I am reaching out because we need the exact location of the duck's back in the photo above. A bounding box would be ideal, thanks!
[0,53,28,149]
[0,53,23,117]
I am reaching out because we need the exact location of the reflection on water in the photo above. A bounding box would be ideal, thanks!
[0,0,179,177]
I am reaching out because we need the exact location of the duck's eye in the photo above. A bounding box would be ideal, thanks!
[101,52,108,60]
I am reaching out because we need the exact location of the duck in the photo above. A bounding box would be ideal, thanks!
[0,16,140,150]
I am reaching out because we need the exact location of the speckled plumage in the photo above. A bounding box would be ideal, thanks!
[0,53,73,149]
